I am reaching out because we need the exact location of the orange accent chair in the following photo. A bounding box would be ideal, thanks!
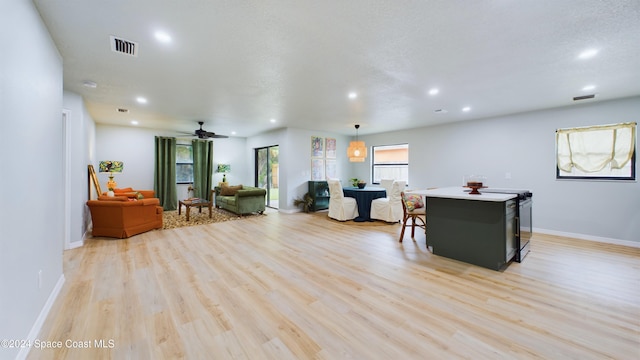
[87,189,163,238]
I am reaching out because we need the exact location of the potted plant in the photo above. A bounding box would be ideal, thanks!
[350,178,359,187]
[293,192,314,213]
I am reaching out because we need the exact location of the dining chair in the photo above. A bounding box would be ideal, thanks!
[399,191,426,243]
[370,180,405,222]
[327,179,359,221]
[379,179,394,194]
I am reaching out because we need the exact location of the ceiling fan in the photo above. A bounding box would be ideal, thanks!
[190,121,228,139]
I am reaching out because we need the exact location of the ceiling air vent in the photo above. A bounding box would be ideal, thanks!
[573,94,596,101]
[117,108,129,113]
[110,35,138,57]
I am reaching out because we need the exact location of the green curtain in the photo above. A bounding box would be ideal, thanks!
[192,139,214,200]
[154,136,178,210]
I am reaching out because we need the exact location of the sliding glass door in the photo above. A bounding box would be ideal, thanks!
[255,145,279,209]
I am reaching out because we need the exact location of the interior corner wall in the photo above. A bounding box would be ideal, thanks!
[0,1,65,359]
[211,136,247,189]
[84,105,97,236]
[357,96,640,243]
[63,91,96,246]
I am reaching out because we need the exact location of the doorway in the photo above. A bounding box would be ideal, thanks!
[255,145,279,209]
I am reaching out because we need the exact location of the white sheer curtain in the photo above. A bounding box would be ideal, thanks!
[557,122,636,173]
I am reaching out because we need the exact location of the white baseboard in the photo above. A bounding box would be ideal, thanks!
[534,227,640,248]
[16,274,66,360]
[278,208,301,214]
[277,208,325,214]
[67,240,84,249]
[66,229,88,250]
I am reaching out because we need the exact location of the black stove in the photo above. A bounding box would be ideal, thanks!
[480,188,533,262]
[481,188,532,200]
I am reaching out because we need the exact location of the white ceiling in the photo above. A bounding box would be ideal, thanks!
[34,0,640,137]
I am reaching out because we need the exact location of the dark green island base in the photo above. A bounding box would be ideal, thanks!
[424,188,518,271]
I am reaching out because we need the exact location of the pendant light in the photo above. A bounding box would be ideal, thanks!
[347,124,367,162]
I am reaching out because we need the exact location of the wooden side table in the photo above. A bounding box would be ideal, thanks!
[178,198,212,221]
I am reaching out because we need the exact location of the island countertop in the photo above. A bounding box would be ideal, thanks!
[408,187,517,202]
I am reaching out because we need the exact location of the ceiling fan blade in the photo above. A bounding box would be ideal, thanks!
[202,131,228,138]
[189,121,229,139]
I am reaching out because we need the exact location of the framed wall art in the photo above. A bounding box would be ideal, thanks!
[311,158,325,180]
[311,136,324,158]
[325,159,337,179]
[325,137,336,158]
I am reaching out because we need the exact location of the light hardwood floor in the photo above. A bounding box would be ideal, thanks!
[30,210,639,359]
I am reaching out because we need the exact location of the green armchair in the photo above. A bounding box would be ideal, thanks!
[213,185,266,216]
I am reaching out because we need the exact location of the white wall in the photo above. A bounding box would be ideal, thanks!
[63,91,96,248]
[0,1,65,359]
[356,97,640,244]
[247,127,351,212]
[96,124,247,201]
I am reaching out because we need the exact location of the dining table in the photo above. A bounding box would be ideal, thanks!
[343,186,387,222]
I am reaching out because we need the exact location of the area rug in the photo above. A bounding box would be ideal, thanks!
[162,207,257,230]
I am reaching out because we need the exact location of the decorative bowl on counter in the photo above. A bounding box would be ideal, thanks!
[357,182,367,189]
[463,174,487,194]
[466,182,486,194]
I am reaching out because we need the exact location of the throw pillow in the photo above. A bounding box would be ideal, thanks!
[98,195,128,202]
[220,184,243,196]
[404,194,424,212]
[114,187,134,193]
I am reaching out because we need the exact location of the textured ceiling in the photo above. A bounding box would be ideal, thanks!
[34,0,640,137]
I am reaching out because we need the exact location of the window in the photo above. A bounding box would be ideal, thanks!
[556,122,636,180]
[372,144,409,184]
[176,144,193,184]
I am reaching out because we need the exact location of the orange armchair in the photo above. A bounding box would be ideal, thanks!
[86,196,163,238]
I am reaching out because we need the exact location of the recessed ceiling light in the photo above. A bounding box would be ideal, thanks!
[231,131,237,135]
[348,92,357,99]
[578,48,599,59]
[462,106,471,112]
[582,85,596,91]
[82,80,97,88]
[428,88,439,96]
[136,97,147,104]
[270,118,276,123]
[131,120,139,125]
[154,31,172,43]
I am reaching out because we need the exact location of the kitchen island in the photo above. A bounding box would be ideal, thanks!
[415,187,518,271]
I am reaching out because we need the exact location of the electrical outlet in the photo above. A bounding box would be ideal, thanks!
[38,270,42,289]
